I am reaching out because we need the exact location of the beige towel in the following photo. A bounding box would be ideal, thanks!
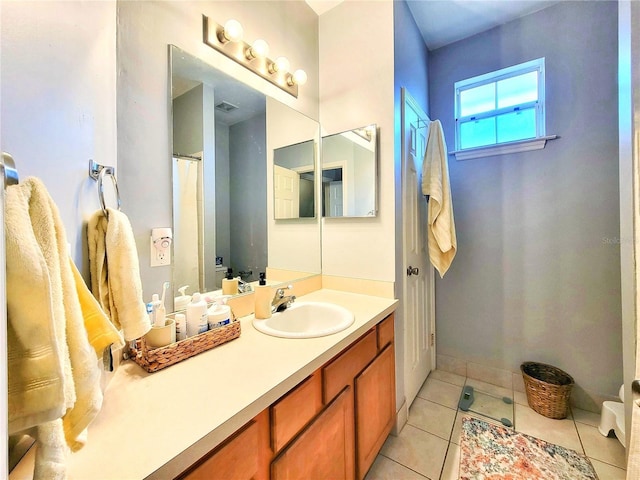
[6,181,67,434]
[87,208,150,341]
[7,177,105,478]
[421,120,457,277]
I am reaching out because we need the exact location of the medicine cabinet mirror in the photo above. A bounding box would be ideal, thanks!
[169,45,320,306]
[273,139,316,219]
[321,124,378,217]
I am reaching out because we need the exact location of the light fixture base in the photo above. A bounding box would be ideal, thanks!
[203,15,299,98]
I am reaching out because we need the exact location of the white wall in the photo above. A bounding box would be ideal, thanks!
[1,3,116,475]
[117,0,319,299]
[0,0,117,277]
[319,0,395,282]
[266,98,321,273]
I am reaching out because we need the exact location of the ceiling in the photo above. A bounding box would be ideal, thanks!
[307,0,560,50]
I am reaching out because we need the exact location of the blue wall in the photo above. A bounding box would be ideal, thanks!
[428,0,621,407]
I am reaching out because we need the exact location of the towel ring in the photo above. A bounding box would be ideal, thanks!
[89,160,121,217]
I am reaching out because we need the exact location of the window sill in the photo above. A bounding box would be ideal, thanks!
[452,135,558,161]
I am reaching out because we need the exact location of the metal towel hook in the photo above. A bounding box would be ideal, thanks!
[89,159,121,217]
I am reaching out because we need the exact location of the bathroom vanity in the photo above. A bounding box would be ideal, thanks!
[177,313,395,480]
[6,289,397,480]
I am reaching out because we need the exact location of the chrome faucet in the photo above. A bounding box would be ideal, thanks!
[237,277,253,293]
[272,285,296,313]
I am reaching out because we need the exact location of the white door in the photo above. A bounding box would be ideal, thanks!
[402,88,435,407]
[274,165,299,219]
[329,181,343,217]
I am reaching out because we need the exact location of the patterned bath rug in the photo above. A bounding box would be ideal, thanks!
[459,416,598,479]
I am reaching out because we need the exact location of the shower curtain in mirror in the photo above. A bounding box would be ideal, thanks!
[172,157,202,294]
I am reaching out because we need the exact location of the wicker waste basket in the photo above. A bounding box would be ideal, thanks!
[521,361,574,419]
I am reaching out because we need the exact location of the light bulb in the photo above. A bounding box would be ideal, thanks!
[252,39,269,58]
[222,19,243,43]
[292,69,308,86]
[269,56,290,74]
[246,39,269,60]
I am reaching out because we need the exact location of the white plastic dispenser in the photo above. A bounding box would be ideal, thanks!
[175,313,186,341]
[207,302,231,330]
[174,285,191,312]
[254,272,272,320]
[186,293,209,337]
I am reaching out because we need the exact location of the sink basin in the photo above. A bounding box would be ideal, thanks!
[252,301,354,338]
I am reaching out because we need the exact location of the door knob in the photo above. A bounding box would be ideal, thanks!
[407,266,419,276]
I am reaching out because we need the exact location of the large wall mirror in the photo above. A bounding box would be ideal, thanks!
[170,45,320,305]
[321,124,378,217]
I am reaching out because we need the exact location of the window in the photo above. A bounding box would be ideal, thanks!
[454,58,553,160]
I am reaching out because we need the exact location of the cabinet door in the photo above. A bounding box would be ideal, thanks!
[355,344,396,480]
[178,410,270,480]
[271,387,355,480]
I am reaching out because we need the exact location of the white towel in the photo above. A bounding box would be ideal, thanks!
[87,208,150,341]
[421,120,457,277]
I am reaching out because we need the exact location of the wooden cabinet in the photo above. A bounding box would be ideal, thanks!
[271,387,355,480]
[177,313,395,480]
[377,314,394,350]
[355,344,396,479]
[271,371,322,453]
[178,409,270,480]
[323,329,377,403]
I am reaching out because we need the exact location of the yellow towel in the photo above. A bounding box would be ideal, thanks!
[87,208,150,341]
[70,259,124,357]
[421,120,457,277]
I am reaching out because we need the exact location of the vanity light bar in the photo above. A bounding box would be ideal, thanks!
[202,15,302,98]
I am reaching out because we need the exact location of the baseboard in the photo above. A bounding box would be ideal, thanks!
[392,398,408,436]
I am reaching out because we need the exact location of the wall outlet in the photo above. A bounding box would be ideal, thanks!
[150,236,171,267]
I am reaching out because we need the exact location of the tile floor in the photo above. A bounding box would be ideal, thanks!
[365,370,627,480]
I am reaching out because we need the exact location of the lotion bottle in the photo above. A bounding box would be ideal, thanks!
[186,293,208,337]
[254,272,272,319]
[207,302,231,330]
[222,268,238,295]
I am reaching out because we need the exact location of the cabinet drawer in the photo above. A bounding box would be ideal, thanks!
[271,371,322,453]
[377,314,394,350]
[323,330,377,403]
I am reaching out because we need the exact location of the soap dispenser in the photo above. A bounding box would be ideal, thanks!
[174,285,191,312]
[222,268,238,295]
[254,272,272,320]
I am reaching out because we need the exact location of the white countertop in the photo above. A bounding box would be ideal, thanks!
[13,289,397,480]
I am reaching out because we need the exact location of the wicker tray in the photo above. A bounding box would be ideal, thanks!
[521,361,574,419]
[130,317,241,373]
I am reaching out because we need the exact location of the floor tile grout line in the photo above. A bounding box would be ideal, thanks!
[377,452,432,479]
[406,419,456,443]
[437,441,454,480]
